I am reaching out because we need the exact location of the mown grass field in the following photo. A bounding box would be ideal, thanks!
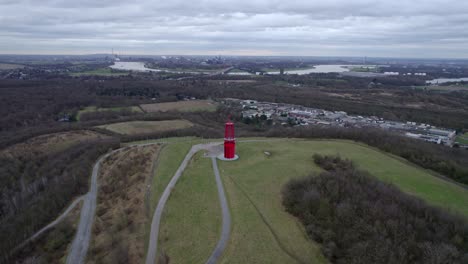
[140,100,217,113]
[69,68,128,77]
[0,63,24,70]
[76,106,142,120]
[455,133,468,144]
[217,139,468,263]
[157,152,221,263]
[97,120,193,135]
[142,138,468,264]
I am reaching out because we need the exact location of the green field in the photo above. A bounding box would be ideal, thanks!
[98,120,193,135]
[76,105,142,120]
[140,100,217,113]
[158,152,221,263]
[69,68,128,76]
[455,133,468,144]
[0,63,24,70]
[147,138,468,264]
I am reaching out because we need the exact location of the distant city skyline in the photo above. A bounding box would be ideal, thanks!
[1,1,468,58]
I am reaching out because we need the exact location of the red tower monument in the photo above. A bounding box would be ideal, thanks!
[224,119,236,159]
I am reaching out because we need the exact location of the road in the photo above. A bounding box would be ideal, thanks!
[66,148,124,264]
[205,157,231,264]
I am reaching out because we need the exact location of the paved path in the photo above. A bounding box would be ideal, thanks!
[66,148,124,264]
[205,157,231,264]
[12,195,85,254]
[145,142,227,264]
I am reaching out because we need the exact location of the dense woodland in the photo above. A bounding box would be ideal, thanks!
[282,155,468,264]
[0,139,119,262]
[1,76,468,138]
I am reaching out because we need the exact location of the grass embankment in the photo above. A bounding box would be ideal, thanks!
[13,201,83,263]
[140,100,217,113]
[143,140,194,260]
[97,120,193,135]
[216,139,468,263]
[158,152,221,263]
[2,130,106,155]
[87,145,159,264]
[69,68,128,77]
[76,106,142,121]
[455,133,468,144]
[139,138,468,263]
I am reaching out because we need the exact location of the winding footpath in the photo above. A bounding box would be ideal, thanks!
[66,148,124,264]
[145,142,231,264]
[12,195,85,254]
[65,140,233,264]
[205,157,231,264]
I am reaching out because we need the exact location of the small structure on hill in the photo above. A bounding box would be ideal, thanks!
[219,117,239,161]
[224,119,236,159]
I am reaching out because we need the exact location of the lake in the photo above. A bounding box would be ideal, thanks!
[426,77,468,84]
[266,65,375,75]
[110,61,161,72]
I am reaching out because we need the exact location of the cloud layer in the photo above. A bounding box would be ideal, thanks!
[1,0,468,57]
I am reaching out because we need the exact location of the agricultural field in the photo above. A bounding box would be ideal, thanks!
[425,84,468,92]
[152,138,468,264]
[455,133,468,144]
[69,68,128,77]
[140,100,217,113]
[97,120,193,135]
[0,63,24,70]
[76,106,142,120]
[1,130,106,156]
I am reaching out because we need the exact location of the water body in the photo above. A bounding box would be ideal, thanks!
[110,61,161,72]
[227,71,252,76]
[110,61,219,74]
[426,77,468,84]
[267,65,354,74]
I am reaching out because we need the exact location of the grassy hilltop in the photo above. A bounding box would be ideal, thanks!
[149,138,468,263]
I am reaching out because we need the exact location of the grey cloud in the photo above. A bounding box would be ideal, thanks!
[1,0,468,57]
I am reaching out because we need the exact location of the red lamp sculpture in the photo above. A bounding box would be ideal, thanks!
[224,118,236,159]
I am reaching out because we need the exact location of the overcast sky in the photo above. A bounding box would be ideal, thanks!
[1,0,468,58]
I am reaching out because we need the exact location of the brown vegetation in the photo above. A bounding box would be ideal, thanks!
[2,130,106,156]
[12,200,83,264]
[87,144,160,264]
[0,139,119,262]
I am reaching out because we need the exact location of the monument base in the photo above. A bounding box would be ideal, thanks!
[217,154,239,161]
